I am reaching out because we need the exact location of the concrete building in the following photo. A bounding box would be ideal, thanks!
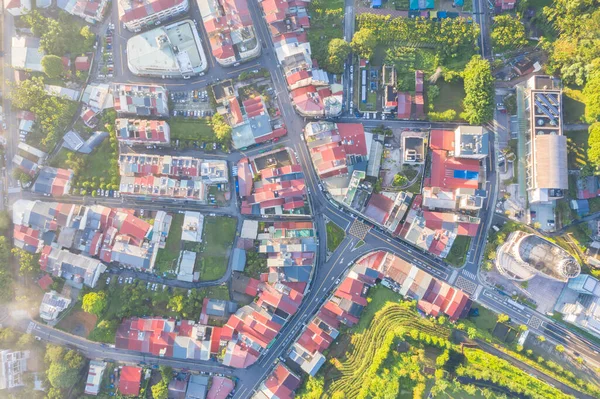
[57,0,108,23]
[0,350,30,390]
[39,290,72,321]
[41,246,108,288]
[116,119,170,146]
[518,75,568,204]
[126,20,208,78]
[113,84,169,117]
[84,361,107,396]
[197,0,261,66]
[181,211,204,242]
[118,0,189,32]
[11,36,44,72]
[496,231,580,282]
[453,126,489,159]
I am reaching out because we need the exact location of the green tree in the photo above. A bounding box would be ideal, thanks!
[462,56,494,125]
[82,292,107,316]
[168,295,184,313]
[497,313,510,323]
[16,334,36,349]
[44,344,65,364]
[46,387,64,399]
[159,365,173,384]
[467,327,477,339]
[327,38,351,74]
[11,248,39,277]
[351,28,377,60]
[584,72,600,124]
[41,55,65,79]
[491,15,528,51]
[151,381,169,399]
[297,375,324,399]
[47,362,80,389]
[588,123,600,170]
[0,212,11,233]
[555,344,565,353]
[537,335,546,342]
[392,174,408,187]
[210,114,232,143]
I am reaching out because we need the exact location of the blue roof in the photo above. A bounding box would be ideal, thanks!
[372,0,382,6]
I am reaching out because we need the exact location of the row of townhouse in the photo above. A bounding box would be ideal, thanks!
[117,0,189,32]
[118,153,228,202]
[12,200,173,287]
[258,0,343,118]
[237,149,309,216]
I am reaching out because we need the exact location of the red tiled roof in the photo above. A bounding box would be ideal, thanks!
[119,366,142,396]
[397,92,411,119]
[119,215,151,241]
[364,193,394,225]
[263,364,301,399]
[38,274,53,290]
[229,98,244,125]
[337,123,367,156]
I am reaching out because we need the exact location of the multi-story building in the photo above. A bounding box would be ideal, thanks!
[0,350,30,390]
[518,75,568,204]
[113,84,169,117]
[116,119,170,146]
[118,0,189,32]
[197,0,260,66]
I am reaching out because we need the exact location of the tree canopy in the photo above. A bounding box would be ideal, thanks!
[22,11,95,56]
[11,76,78,150]
[587,123,600,169]
[491,15,528,52]
[82,292,107,316]
[11,248,39,277]
[461,56,495,125]
[211,113,232,143]
[327,39,351,74]
[41,55,65,79]
[351,28,377,61]
[583,70,600,123]
[151,381,169,399]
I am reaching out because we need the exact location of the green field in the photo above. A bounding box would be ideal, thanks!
[431,79,465,120]
[326,221,345,253]
[445,236,471,267]
[169,118,215,141]
[155,214,184,274]
[198,216,237,281]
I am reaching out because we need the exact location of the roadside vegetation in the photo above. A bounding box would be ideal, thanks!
[306,0,346,74]
[326,221,345,253]
[445,236,471,267]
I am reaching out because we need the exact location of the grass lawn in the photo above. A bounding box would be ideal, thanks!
[431,79,465,119]
[326,221,345,253]
[198,216,237,281]
[467,305,498,332]
[155,214,184,274]
[565,129,589,169]
[169,117,215,141]
[78,139,119,182]
[445,236,471,267]
[563,88,586,124]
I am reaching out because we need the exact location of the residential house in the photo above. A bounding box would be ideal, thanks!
[253,363,301,399]
[116,119,170,146]
[11,36,44,72]
[113,84,169,117]
[32,167,74,197]
[39,290,72,322]
[119,366,142,396]
[84,361,106,396]
[197,0,260,66]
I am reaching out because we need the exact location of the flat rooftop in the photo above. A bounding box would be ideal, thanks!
[126,19,207,77]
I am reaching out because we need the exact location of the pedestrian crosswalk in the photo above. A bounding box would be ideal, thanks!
[348,219,370,240]
[455,276,478,295]
[461,270,477,281]
[528,316,543,330]
[26,321,35,334]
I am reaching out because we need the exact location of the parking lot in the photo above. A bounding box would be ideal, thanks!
[170,89,214,118]
[96,23,115,79]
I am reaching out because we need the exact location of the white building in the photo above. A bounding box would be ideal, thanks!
[39,290,72,321]
[182,211,204,242]
[118,0,189,32]
[84,361,107,396]
[126,20,208,78]
[0,350,30,390]
[11,36,44,72]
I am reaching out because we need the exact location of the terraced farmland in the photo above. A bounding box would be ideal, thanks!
[324,300,450,398]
